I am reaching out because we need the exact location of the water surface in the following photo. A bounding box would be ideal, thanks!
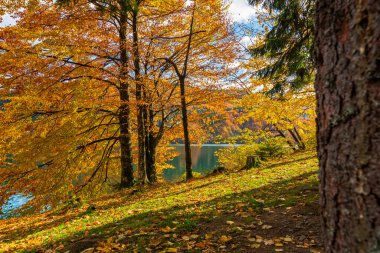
[163,144,233,181]
[1,144,233,218]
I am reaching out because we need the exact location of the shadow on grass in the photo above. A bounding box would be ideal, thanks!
[0,178,226,242]
[0,208,99,243]
[3,170,321,253]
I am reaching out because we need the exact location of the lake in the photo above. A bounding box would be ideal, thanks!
[1,144,232,218]
[163,144,232,181]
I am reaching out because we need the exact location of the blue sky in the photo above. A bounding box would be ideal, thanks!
[1,0,258,27]
[229,0,258,22]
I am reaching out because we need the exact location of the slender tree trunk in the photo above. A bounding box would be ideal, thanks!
[288,128,305,150]
[119,90,134,188]
[180,2,197,181]
[132,6,148,184]
[161,1,196,181]
[180,77,193,180]
[276,129,296,151]
[146,135,157,183]
[145,105,157,183]
[118,10,134,188]
[315,0,380,251]
[292,127,306,149]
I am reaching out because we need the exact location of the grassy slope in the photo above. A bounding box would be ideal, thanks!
[0,151,321,253]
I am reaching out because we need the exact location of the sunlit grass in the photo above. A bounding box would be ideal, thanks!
[0,150,318,252]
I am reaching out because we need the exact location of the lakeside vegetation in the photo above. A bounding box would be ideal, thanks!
[0,151,321,253]
[1,0,378,251]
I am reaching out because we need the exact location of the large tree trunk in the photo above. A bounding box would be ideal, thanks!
[315,0,380,252]
[118,11,134,188]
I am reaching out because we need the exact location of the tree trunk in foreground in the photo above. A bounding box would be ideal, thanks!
[315,0,380,252]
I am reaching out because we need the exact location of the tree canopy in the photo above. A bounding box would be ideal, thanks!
[0,0,238,212]
[248,0,315,94]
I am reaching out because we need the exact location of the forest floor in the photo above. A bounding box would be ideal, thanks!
[0,150,323,253]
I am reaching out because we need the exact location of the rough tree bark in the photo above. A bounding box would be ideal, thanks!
[315,0,380,252]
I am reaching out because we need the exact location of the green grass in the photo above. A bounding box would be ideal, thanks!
[0,150,319,253]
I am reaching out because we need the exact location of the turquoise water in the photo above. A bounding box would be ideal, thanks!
[163,144,232,181]
[0,194,31,219]
[1,144,232,218]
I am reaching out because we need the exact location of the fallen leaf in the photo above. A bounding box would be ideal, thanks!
[116,234,126,242]
[182,236,190,241]
[255,236,263,243]
[80,248,95,253]
[150,238,162,248]
[264,239,274,245]
[161,226,172,233]
[219,235,232,243]
[205,234,213,240]
[250,244,261,248]
[232,226,243,232]
[226,221,234,225]
[56,244,64,250]
[195,242,207,248]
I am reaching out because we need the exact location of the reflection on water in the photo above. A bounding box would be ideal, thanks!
[163,144,233,181]
[0,194,31,219]
[1,144,233,218]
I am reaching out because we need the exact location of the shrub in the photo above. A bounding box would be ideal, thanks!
[215,145,257,170]
[215,137,288,170]
[179,171,202,181]
[255,137,287,160]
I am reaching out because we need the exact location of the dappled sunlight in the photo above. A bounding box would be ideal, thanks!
[0,151,321,252]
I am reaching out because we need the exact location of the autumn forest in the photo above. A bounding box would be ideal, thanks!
[0,0,379,252]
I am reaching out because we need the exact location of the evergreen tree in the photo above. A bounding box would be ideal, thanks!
[248,0,315,94]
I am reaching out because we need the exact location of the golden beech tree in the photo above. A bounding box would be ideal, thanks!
[0,1,134,211]
[237,87,316,150]
[232,28,317,151]
[0,0,238,212]
[154,0,237,180]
